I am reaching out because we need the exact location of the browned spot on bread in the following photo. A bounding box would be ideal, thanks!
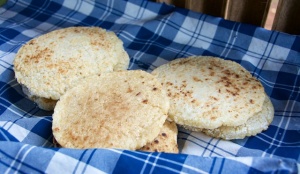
[127,87,133,93]
[74,28,80,33]
[142,99,148,104]
[177,58,190,65]
[193,76,202,82]
[166,82,173,86]
[58,67,67,74]
[181,83,187,88]
[210,96,218,101]
[222,69,231,75]
[25,47,52,65]
[28,40,35,45]
[226,89,239,96]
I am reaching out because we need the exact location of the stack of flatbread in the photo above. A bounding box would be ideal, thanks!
[152,56,274,140]
[52,70,178,152]
[14,27,130,111]
[13,26,273,153]
[14,27,179,153]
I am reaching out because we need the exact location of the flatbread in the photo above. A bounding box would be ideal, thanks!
[54,120,179,153]
[152,56,266,129]
[14,26,129,110]
[52,70,169,150]
[140,120,179,153]
[191,94,274,139]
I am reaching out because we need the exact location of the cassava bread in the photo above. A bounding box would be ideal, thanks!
[53,119,179,153]
[52,70,169,150]
[201,94,274,139]
[140,120,179,153]
[151,56,266,130]
[14,26,129,111]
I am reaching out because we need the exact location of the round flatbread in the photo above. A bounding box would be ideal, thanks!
[201,94,274,139]
[140,120,179,153]
[52,70,169,150]
[53,119,179,152]
[14,26,129,110]
[152,56,266,129]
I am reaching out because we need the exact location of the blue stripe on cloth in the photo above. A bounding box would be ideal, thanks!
[0,127,19,141]
[112,150,186,173]
[0,144,45,173]
[78,149,97,173]
[0,0,299,173]
[235,125,300,160]
[0,82,23,108]
[0,142,298,173]
[27,117,53,140]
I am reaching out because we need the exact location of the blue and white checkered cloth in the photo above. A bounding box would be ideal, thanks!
[0,0,299,173]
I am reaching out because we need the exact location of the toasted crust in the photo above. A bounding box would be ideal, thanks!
[14,27,129,110]
[53,120,179,152]
[152,56,265,129]
[140,120,179,153]
[201,94,274,140]
[52,70,169,150]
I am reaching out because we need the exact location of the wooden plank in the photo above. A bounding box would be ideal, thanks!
[272,0,300,35]
[226,0,271,27]
[185,0,227,18]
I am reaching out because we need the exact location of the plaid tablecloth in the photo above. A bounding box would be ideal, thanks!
[0,0,299,173]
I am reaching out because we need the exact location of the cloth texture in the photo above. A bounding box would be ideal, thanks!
[0,0,299,173]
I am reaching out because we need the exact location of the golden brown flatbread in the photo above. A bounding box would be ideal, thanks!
[14,26,129,110]
[52,70,169,150]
